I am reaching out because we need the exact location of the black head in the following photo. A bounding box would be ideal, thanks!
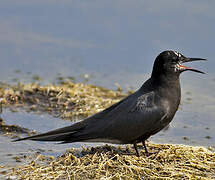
[151,50,206,78]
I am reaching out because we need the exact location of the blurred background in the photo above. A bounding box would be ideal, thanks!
[0,0,213,86]
[0,0,214,166]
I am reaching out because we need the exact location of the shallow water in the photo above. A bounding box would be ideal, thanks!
[0,0,214,168]
[0,110,105,166]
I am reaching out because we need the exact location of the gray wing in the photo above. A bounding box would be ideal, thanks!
[74,90,168,143]
[13,94,128,142]
[14,90,168,144]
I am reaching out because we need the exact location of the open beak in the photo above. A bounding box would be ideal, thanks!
[180,57,207,74]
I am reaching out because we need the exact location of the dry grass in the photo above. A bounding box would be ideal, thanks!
[7,143,215,179]
[0,81,125,119]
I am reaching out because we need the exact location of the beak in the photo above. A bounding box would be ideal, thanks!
[180,57,207,74]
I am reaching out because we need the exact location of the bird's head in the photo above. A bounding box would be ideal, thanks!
[151,50,206,78]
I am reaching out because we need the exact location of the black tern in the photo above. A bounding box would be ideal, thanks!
[14,50,206,156]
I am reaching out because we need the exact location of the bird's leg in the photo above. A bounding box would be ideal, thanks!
[133,143,140,157]
[142,140,148,154]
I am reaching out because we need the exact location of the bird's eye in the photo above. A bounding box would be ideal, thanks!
[173,51,180,57]
[172,51,182,63]
[173,51,182,58]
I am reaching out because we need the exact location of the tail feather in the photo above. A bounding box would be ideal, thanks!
[13,122,85,142]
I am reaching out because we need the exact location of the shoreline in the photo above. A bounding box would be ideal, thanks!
[0,82,214,179]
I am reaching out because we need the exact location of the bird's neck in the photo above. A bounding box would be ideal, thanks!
[141,74,181,102]
[151,73,180,89]
[153,74,181,108]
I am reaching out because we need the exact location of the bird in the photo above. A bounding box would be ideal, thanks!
[14,50,206,157]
